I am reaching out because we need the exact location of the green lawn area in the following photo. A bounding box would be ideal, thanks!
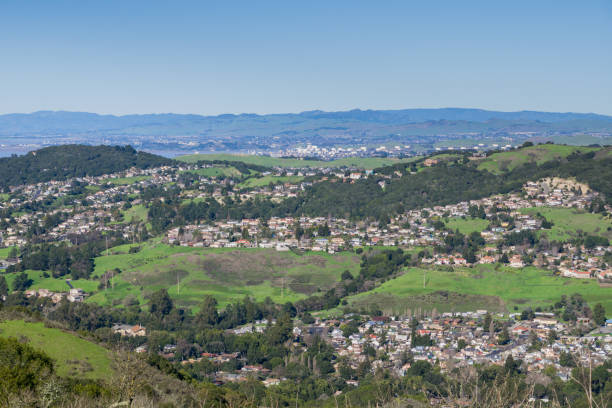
[3,270,99,293]
[344,265,612,315]
[121,204,148,223]
[177,153,418,170]
[0,246,16,259]
[477,145,601,174]
[88,243,360,310]
[519,207,612,242]
[237,175,304,188]
[0,193,9,202]
[0,320,112,379]
[445,217,489,234]
[105,175,152,185]
[184,166,242,178]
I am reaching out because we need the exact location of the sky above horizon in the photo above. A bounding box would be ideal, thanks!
[1,1,611,116]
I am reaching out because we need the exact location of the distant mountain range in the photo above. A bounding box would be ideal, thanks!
[1,108,611,156]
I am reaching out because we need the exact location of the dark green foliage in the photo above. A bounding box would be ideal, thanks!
[9,236,123,279]
[341,270,354,280]
[0,145,173,188]
[296,165,502,220]
[0,276,8,298]
[359,249,409,280]
[0,337,54,401]
[593,303,606,326]
[195,295,219,327]
[560,351,576,367]
[12,272,33,291]
[584,235,609,249]
[498,327,511,345]
[505,230,538,246]
[149,289,174,318]
[148,200,177,234]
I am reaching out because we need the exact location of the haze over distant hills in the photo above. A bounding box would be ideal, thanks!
[1,108,611,157]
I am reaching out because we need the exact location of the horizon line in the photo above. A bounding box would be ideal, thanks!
[1,106,611,118]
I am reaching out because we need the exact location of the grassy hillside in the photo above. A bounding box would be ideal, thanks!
[519,207,612,242]
[183,166,243,177]
[0,320,112,379]
[445,217,489,234]
[120,204,148,224]
[477,144,601,174]
[237,175,304,188]
[0,246,15,259]
[3,269,99,293]
[344,265,612,315]
[177,153,417,169]
[89,242,360,309]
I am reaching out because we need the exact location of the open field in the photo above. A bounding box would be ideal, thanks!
[344,264,612,315]
[0,320,112,379]
[183,166,242,178]
[177,153,418,170]
[477,144,601,174]
[237,175,304,188]
[3,269,99,293]
[445,217,489,234]
[121,204,148,223]
[106,175,152,185]
[88,243,360,309]
[0,246,15,259]
[519,207,612,242]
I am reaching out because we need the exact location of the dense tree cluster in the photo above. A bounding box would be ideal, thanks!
[0,145,173,189]
[7,232,127,279]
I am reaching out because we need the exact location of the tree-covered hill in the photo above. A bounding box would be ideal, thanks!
[289,148,612,220]
[0,144,173,189]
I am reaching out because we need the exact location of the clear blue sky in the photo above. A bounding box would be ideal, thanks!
[1,0,611,115]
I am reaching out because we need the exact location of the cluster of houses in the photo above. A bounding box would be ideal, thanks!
[125,310,611,387]
[165,177,612,282]
[298,311,612,383]
[0,166,176,248]
[24,287,87,303]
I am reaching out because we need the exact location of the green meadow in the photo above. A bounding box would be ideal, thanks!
[121,204,148,223]
[183,166,242,178]
[3,269,99,293]
[345,265,612,315]
[519,207,612,242]
[477,144,600,174]
[0,320,112,379]
[0,246,16,259]
[445,217,489,234]
[177,153,417,170]
[88,242,360,309]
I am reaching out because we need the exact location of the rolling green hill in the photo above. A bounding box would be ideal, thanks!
[0,144,173,188]
[3,269,99,293]
[0,320,112,379]
[88,242,360,309]
[519,207,612,242]
[342,265,612,315]
[477,144,602,174]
